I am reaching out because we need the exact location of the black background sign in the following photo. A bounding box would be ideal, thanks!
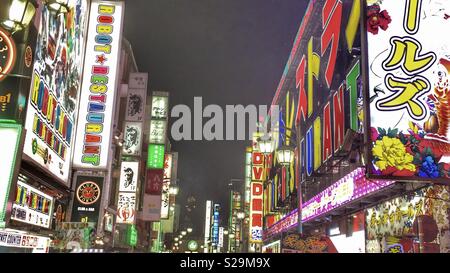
[71,175,103,224]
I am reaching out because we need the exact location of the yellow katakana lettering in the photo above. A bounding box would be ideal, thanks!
[404,0,422,34]
[383,37,436,75]
[377,74,430,120]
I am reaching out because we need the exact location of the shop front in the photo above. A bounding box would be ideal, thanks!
[0,229,50,253]
[263,167,402,253]
[262,240,280,253]
[366,185,450,253]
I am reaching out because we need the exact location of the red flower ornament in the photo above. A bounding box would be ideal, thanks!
[367,4,392,35]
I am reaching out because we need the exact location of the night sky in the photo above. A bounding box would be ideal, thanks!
[124,0,308,235]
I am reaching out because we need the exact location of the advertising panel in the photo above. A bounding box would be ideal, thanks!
[70,174,103,224]
[160,181,170,219]
[147,144,165,169]
[0,230,50,252]
[119,161,139,192]
[23,0,89,183]
[163,153,172,180]
[250,150,263,243]
[73,0,124,169]
[212,204,220,246]
[365,0,450,181]
[204,200,212,249]
[265,0,363,181]
[125,88,147,122]
[151,95,169,119]
[145,169,164,195]
[11,180,54,229]
[366,185,450,253]
[264,168,395,239]
[122,121,143,156]
[141,194,162,221]
[149,119,167,144]
[0,123,22,227]
[116,192,136,224]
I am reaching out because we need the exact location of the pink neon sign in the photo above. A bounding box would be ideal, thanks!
[264,168,395,239]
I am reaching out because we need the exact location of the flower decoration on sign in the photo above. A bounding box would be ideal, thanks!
[367,4,392,35]
[372,133,416,175]
[371,122,450,178]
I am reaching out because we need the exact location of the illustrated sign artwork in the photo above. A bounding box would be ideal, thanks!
[366,0,450,180]
[122,121,143,156]
[23,0,88,184]
[73,0,124,169]
[11,181,54,229]
[71,174,103,224]
[119,161,139,192]
[125,88,147,122]
[0,27,16,82]
[116,192,136,224]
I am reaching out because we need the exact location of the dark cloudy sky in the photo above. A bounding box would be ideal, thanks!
[124,0,308,235]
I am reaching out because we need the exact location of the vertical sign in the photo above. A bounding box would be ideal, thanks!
[250,151,264,244]
[204,200,212,252]
[365,0,450,181]
[73,1,124,169]
[141,194,162,221]
[122,121,143,156]
[0,123,22,227]
[145,169,164,195]
[147,144,165,169]
[23,1,88,183]
[119,161,139,192]
[125,88,147,122]
[160,154,172,219]
[116,192,136,224]
[212,204,220,246]
[218,227,224,248]
[71,174,103,224]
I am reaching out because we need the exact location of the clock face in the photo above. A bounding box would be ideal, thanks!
[0,27,16,82]
[76,181,101,205]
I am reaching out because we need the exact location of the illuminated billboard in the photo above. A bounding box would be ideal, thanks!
[119,161,139,192]
[71,174,103,224]
[365,0,450,181]
[23,0,89,183]
[116,192,136,224]
[147,144,165,169]
[122,121,143,156]
[12,181,54,229]
[125,88,147,122]
[73,0,124,169]
[250,150,264,243]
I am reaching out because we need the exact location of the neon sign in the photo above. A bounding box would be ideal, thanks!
[0,27,16,82]
[263,168,395,239]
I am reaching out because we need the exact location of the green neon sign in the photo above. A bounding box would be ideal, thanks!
[147,144,165,169]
